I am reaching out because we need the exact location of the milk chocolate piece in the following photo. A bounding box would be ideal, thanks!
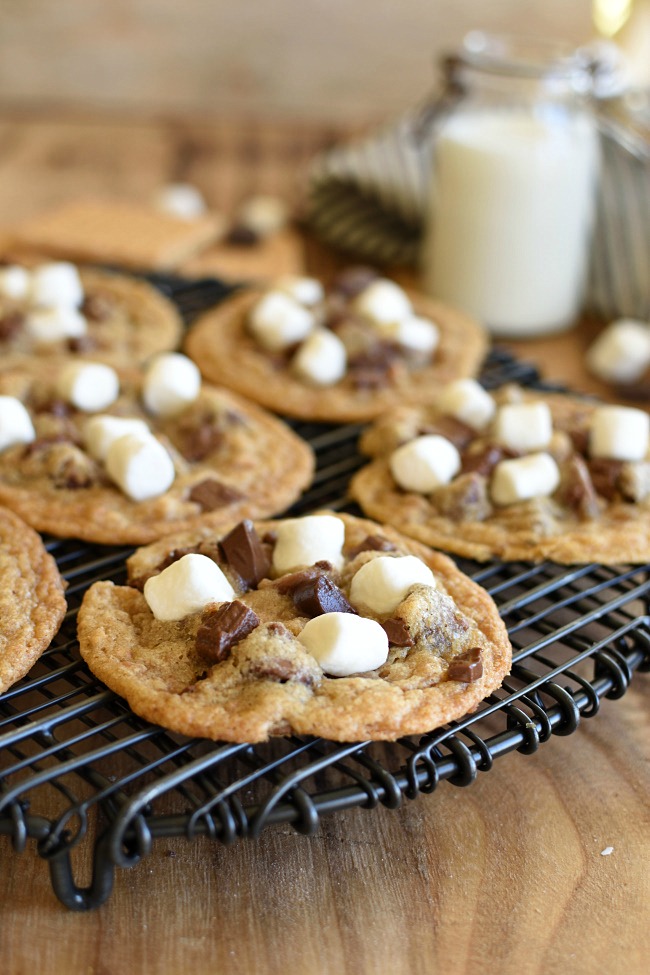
[448,647,483,682]
[587,458,624,501]
[349,341,400,389]
[419,415,475,451]
[462,444,505,477]
[347,534,397,559]
[225,224,260,246]
[188,478,244,511]
[273,563,335,595]
[195,600,260,664]
[248,657,315,685]
[0,312,24,340]
[292,574,355,617]
[81,292,114,321]
[219,519,270,588]
[331,265,379,299]
[67,334,98,354]
[381,618,414,647]
[557,454,600,519]
[177,411,225,462]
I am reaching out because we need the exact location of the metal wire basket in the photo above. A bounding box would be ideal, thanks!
[1,276,648,911]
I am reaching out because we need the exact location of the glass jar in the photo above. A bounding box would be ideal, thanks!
[420,33,601,337]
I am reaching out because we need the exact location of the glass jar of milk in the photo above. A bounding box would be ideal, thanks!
[421,33,601,337]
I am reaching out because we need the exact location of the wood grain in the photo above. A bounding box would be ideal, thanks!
[0,112,648,975]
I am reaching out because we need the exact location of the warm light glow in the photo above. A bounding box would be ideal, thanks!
[593,0,634,36]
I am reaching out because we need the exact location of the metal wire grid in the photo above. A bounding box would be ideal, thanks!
[0,278,649,911]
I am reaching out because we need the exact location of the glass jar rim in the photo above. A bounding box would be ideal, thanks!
[460,31,596,83]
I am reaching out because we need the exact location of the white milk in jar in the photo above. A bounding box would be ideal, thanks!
[421,36,601,337]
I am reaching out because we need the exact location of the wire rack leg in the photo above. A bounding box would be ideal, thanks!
[47,831,116,911]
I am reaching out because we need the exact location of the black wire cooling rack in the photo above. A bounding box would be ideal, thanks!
[1,275,649,911]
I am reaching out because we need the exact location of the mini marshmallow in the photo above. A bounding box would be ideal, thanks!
[272,515,345,574]
[276,275,324,307]
[154,183,207,220]
[144,553,235,621]
[586,318,650,384]
[56,362,119,413]
[248,291,315,352]
[494,401,553,453]
[84,415,151,462]
[105,432,175,501]
[0,396,36,453]
[0,265,30,300]
[142,352,202,417]
[237,195,288,237]
[291,329,347,386]
[389,435,461,494]
[349,555,436,615]
[589,405,650,462]
[30,262,84,308]
[491,452,560,505]
[298,612,389,677]
[436,378,496,431]
[352,279,412,326]
[380,315,439,356]
[25,306,87,343]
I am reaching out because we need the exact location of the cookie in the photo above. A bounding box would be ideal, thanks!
[0,506,66,694]
[183,271,487,422]
[7,199,222,271]
[77,511,511,742]
[0,360,314,545]
[180,228,304,282]
[350,381,650,563]
[0,263,183,371]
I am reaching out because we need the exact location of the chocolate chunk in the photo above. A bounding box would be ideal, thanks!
[82,292,114,321]
[330,266,379,299]
[418,415,476,451]
[0,311,24,341]
[219,519,271,588]
[348,341,400,389]
[176,411,225,462]
[347,534,397,559]
[195,600,260,664]
[447,647,483,682]
[557,454,600,519]
[433,472,492,522]
[225,223,260,246]
[381,617,414,646]
[32,398,72,418]
[587,458,624,501]
[188,478,244,511]
[273,565,334,595]
[292,575,355,617]
[67,334,98,354]
[247,657,315,685]
[461,444,505,477]
[567,427,590,456]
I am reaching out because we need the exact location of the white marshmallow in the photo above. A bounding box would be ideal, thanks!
[105,433,175,501]
[276,275,324,307]
[248,291,315,352]
[589,405,650,462]
[0,396,36,453]
[494,401,553,453]
[436,378,496,431]
[349,555,436,615]
[298,612,389,677]
[586,318,650,384]
[84,415,151,462]
[25,306,87,343]
[352,279,412,326]
[142,352,202,417]
[291,329,347,387]
[389,435,461,494]
[144,553,235,622]
[154,183,207,220]
[30,262,84,308]
[272,515,345,574]
[237,195,288,237]
[56,362,119,413]
[380,315,439,356]
[491,452,560,505]
[0,265,30,300]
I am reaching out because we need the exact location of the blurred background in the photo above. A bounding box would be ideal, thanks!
[0,0,605,123]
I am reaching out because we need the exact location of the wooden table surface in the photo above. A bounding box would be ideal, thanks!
[0,112,648,975]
